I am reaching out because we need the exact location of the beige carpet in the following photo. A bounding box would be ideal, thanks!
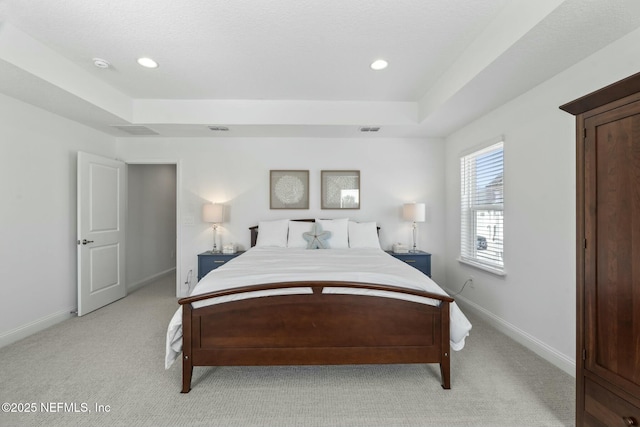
[0,273,575,426]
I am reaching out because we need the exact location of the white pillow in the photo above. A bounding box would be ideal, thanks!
[315,218,349,248]
[287,221,314,248]
[348,221,381,249]
[255,219,289,247]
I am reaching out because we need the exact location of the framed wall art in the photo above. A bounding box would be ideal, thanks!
[321,170,360,209]
[270,170,309,209]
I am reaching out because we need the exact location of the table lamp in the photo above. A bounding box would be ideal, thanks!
[203,203,224,253]
[403,202,426,253]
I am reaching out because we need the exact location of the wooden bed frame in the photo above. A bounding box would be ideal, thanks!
[177,221,454,393]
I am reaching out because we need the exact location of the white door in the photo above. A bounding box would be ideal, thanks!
[77,152,126,316]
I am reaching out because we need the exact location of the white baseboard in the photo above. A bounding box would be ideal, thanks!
[0,308,75,349]
[127,267,175,293]
[451,292,576,378]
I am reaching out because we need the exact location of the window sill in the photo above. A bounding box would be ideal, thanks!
[457,258,506,277]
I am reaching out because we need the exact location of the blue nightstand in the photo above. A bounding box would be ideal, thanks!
[197,251,244,281]
[386,250,431,277]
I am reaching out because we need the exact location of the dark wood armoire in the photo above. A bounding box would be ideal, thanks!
[561,73,640,427]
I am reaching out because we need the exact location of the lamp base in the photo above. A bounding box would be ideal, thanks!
[210,225,220,254]
[411,222,419,253]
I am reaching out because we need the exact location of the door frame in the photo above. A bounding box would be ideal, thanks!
[125,159,182,297]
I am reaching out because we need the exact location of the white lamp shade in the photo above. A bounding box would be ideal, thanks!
[203,203,224,223]
[403,202,426,222]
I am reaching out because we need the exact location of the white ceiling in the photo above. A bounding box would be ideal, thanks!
[1,0,640,138]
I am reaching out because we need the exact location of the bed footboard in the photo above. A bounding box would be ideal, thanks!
[179,281,453,393]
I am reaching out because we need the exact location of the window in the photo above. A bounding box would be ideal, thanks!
[460,140,504,274]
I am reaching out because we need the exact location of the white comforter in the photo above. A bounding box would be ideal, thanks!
[165,247,472,368]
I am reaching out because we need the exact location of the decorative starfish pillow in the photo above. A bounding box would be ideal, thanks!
[302,223,332,249]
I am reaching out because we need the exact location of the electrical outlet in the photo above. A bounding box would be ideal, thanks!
[469,276,475,288]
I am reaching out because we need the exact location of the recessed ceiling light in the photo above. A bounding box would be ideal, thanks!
[92,58,110,69]
[137,57,158,69]
[370,59,388,71]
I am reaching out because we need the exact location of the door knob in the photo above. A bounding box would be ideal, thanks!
[82,239,94,245]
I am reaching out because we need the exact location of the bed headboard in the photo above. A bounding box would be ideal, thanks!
[249,219,380,247]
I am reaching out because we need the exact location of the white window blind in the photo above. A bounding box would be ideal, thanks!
[460,140,504,273]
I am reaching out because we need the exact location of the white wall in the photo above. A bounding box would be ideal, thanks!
[126,164,177,290]
[0,92,116,344]
[117,137,445,295]
[444,27,640,375]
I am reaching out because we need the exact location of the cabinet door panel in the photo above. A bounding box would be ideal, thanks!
[584,102,640,397]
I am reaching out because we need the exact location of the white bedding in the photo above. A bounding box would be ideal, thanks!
[165,247,472,368]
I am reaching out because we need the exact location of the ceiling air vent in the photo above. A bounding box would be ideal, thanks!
[208,126,229,131]
[360,127,380,132]
[111,125,159,136]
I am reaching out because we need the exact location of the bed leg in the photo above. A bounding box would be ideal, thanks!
[181,303,193,393]
[440,301,451,389]
[181,355,192,393]
[440,354,451,389]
